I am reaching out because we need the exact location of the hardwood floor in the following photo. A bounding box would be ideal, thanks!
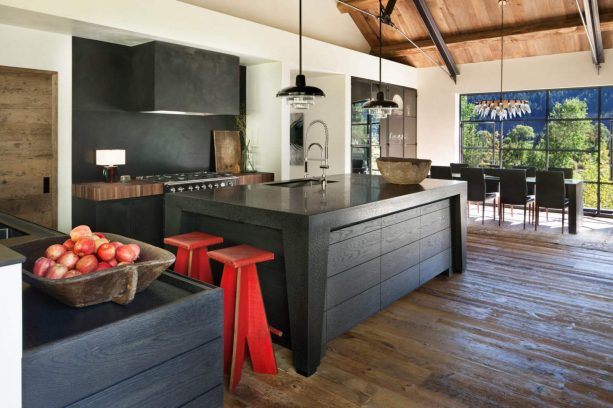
[224,232,613,407]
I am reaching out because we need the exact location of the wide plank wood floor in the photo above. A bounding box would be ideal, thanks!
[225,232,613,407]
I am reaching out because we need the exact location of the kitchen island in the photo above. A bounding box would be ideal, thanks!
[165,174,467,376]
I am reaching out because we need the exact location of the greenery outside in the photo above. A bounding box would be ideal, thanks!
[460,90,613,211]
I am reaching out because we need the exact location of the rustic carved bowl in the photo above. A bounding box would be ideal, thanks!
[11,233,175,308]
[376,157,432,184]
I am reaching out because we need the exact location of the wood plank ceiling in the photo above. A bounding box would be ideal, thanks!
[338,0,613,67]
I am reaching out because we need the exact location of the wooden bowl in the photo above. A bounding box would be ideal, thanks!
[376,157,432,185]
[11,233,175,307]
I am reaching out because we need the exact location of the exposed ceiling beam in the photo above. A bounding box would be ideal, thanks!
[410,0,459,82]
[378,10,613,59]
[337,0,378,14]
[582,0,605,65]
[380,0,397,25]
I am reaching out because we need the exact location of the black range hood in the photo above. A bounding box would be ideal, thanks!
[131,41,239,116]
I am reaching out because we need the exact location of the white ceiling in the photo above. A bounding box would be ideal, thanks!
[179,0,370,53]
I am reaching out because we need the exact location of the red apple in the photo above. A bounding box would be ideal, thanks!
[63,239,75,251]
[96,262,112,271]
[94,237,109,251]
[76,254,98,273]
[33,257,55,277]
[56,252,80,269]
[96,243,116,262]
[108,259,118,267]
[45,244,66,261]
[64,270,82,278]
[73,237,96,257]
[46,264,69,279]
[116,245,137,263]
[126,244,141,260]
[70,225,92,241]
[110,241,123,249]
[93,232,106,239]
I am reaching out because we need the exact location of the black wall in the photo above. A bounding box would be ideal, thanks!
[72,37,245,182]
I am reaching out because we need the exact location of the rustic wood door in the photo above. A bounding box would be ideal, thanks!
[0,66,58,228]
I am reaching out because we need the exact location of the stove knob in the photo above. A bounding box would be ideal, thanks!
[214,183,220,189]
[228,181,234,186]
[177,187,184,192]
[201,184,206,189]
[188,185,194,191]
[194,185,200,190]
[220,182,226,187]
[207,184,213,189]
[170,187,176,193]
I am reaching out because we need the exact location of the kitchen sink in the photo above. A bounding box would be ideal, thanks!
[267,178,338,188]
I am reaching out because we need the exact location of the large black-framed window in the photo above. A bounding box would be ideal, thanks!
[460,86,613,216]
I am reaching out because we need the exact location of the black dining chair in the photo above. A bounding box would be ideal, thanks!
[430,165,453,180]
[484,167,502,194]
[460,167,498,224]
[547,167,573,179]
[450,163,469,175]
[499,169,535,229]
[535,170,569,233]
[512,166,536,195]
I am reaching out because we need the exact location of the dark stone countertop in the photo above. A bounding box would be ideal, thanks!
[0,244,25,267]
[168,174,465,217]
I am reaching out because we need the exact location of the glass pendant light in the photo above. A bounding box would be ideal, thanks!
[363,0,399,119]
[276,0,325,109]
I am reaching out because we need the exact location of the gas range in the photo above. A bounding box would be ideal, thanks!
[137,171,239,193]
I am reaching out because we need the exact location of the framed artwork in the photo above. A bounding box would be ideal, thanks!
[290,113,304,166]
[212,130,241,173]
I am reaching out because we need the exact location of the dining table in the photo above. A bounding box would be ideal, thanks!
[452,173,584,234]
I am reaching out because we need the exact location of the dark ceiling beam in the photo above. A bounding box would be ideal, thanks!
[380,0,397,25]
[582,0,605,65]
[378,11,613,58]
[410,0,459,82]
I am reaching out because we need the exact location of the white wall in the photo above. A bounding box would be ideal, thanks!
[0,262,23,408]
[0,23,72,232]
[417,50,613,165]
[290,74,350,179]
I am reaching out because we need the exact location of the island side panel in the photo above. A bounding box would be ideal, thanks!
[449,189,467,273]
[282,216,330,377]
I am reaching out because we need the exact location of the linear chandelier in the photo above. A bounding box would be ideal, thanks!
[473,0,531,120]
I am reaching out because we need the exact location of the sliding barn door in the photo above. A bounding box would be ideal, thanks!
[0,66,58,228]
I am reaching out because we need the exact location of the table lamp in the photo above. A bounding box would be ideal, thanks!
[96,149,126,183]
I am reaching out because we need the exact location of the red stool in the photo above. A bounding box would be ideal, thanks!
[208,244,277,391]
[164,232,223,283]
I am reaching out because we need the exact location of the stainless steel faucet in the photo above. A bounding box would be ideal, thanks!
[304,120,330,187]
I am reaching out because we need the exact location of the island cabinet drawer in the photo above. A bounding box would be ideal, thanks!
[420,248,452,285]
[420,208,451,238]
[65,338,222,408]
[420,199,450,215]
[381,240,420,281]
[326,258,380,310]
[381,207,420,227]
[328,229,381,276]
[381,217,420,254]
[326,285,380,342]
[329,218,381,245]
[420,228,451,262]
[381,264,420,309]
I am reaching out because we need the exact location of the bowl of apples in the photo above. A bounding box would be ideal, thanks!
[12,225,175,307]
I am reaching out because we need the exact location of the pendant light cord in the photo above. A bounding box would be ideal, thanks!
[299,0,302,75]
[379,0,382,86]
[500,1,504,99]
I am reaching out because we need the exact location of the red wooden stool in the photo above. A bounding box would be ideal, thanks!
[164,231,223,283]
[208,244,277,391]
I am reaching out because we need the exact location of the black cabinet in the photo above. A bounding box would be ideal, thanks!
[73,195,164,246]
[22,272,223,408]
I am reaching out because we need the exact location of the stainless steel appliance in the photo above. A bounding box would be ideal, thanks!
[137,171,239,193]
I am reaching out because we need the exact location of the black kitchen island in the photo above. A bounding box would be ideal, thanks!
[165,174,467,376]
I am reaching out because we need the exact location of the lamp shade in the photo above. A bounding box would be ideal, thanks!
[96,149,126,166]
